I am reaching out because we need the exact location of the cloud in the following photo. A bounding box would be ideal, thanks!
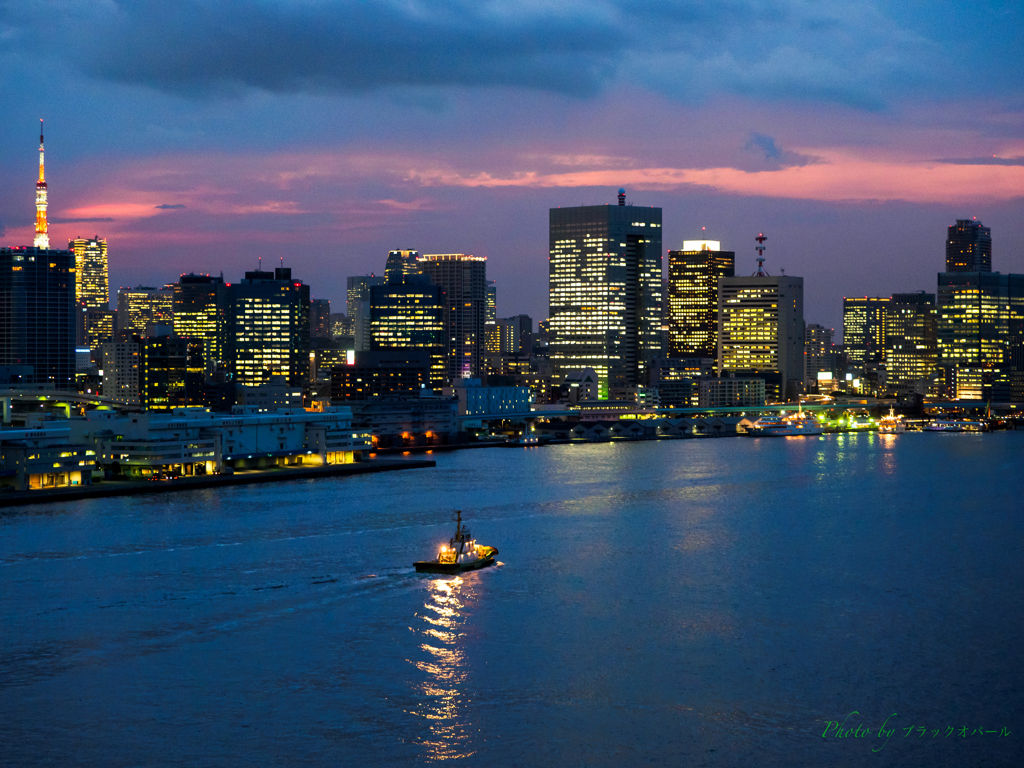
[50,217,116,223]
[936,156,1024,166]
[154,204,186,209]
[742,132,819,170]
[0,0,974,110]
[746,133,784,161]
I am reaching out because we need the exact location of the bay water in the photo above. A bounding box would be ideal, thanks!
[2,432,1021,766]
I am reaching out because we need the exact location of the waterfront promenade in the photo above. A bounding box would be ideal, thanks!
[0,457,435,508]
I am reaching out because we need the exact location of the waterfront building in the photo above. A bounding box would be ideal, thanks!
[667,239,735,358]
[549,190,662,397]
[370,274,446,387]
[384,250,421,282]
[718,270,804,402]
[445,378,532,418]
[842,297,889,372]
[173,274,228,375]
[235,375,303,411]
[698,377,766,408]
[937,272,1024,400]
[885,292,938,395]
[331,349,432,401]
[347,397,459,449]
[116,286,174,341]
[946,219,992,273]
[418,253,488,382]
[347,275,384,351]
[310,298,331,339]
[804,324,835,390]
[228,267,310,387]
[648,357,715,407]
[0,246,76,388]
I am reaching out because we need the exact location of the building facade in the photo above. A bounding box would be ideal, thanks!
[842,297,889,371]
[310,298,331,339]
[173,274,228,375]
[370,274,446,387]
[548,192,662,397]
[418,253,488,382]
[718,275,804,401]
[667,240,735,358]
[946,219,992,273]
[116,286,174,341]
[384,250,420,282]
[885,292,938,395]
[804,324,835,390]
[0,247,76,388]
[228,268,310,387]
[347,275,384,352]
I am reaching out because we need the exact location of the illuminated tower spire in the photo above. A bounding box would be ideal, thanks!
[34,119,49,249]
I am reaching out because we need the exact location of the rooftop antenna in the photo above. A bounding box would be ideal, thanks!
[258,256,262,270]
[753,233,769,276]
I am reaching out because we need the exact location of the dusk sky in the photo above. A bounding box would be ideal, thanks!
[2,0,1022,336]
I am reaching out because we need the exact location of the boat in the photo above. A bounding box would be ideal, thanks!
[414,510,499,574]
[878,407,906,434]
[746,408,823,437]
[924,419,987,432]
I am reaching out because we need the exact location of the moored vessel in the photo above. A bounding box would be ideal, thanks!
[925,419,987,432]
[878,407,906,434]
[747,408,823,437]
[414,510,498,574]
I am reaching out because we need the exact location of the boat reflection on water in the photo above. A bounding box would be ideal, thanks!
[408,576,477,761]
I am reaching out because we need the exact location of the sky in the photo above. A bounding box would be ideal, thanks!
[2,0,1023,338]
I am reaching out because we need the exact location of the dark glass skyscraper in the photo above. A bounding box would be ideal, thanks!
[0,246,76,387]
[667,240,734,358]
[370,274,445,387]
[173,274,228,375]
[228,268,310,386]
[842,297,889,370]
[946,219,992,273]
[418,253,488,382]
[548,191,662,397]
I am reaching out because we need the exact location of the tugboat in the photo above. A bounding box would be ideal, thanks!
[414,510,499,574]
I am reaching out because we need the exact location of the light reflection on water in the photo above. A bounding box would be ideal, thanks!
[408,576,475,762]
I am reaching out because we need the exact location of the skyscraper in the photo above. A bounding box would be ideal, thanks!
[718,270,805,401]
[173,274,228,374]
[69,236,109,311]
[418,253,488,382]
[548,190,662,397]
[946,219,992,273]
[310,298,331,339]
[885,292,937,394]
[384,250,421,282]
[347,275,384,352]
[228,267,311,387]
[667,239,735,358]
[842,297,889,371]
[0,247,76,388]
[116,286,174,341]
[370,274,445,387]
[804,324,835,387]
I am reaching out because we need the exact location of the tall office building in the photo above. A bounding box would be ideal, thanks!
[69,236,109,311]
[842,297,889,371]
[946,219,992,273]
[228,268,311,386]
[804,324,835,387]
[418,253,488,382]
[548,190,662,397]
[0,247,76,387]
[937,272,1024,399]
[101,339,141,404]
[885,292,937,394]
[173,274,228,374]
[384,250,420,282]
[310,298,331,339]
[347,275,384,352]
[117,286,174,341]
[370,274,445,387]
[667,239,735,358]
[495,315,533,356]
[718,272,805,401]
[140,333,205,410]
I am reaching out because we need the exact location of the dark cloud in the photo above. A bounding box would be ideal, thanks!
[741,132,818,170]
[936,156,1024,166]
[155,204,186,209]
[0,0,979,110]
[50,217,116,224]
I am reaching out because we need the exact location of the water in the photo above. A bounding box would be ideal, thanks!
[1,432,1021,766]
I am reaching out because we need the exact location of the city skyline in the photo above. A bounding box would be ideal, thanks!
[1,2,1022,337]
